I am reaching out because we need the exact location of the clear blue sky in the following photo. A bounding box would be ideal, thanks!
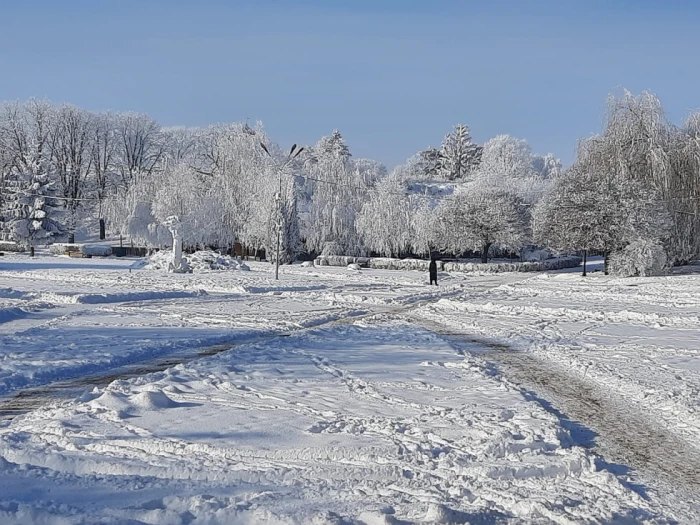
[0,0,698,168]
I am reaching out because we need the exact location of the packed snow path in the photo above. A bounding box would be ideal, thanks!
[411,315,700,518]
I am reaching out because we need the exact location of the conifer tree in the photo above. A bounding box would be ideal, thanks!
[438,124,482,180]
[7,172,66,245]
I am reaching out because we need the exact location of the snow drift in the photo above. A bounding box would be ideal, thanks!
[144,250,250,273]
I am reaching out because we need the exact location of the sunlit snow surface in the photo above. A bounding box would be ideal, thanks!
[0,251,698,523]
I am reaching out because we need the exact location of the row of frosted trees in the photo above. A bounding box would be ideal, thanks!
[1,91,699,275]
[0,101,388,262]
[360,91,700,275]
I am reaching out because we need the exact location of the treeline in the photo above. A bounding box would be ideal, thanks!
[1,90,699,276]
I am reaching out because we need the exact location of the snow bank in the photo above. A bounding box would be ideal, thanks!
[80,244,112,257]
[444,256,581,273]
[315,255,370,267]
[369,257,442,271]
[145,250,250,273]
[49,243,81,255]
[315,255,581,273]
[48,243,112,257]
[90,388,184,416]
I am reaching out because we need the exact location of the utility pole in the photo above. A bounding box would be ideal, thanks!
[259,142,305,280]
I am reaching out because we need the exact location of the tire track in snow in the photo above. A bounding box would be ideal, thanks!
[408,314,700,518]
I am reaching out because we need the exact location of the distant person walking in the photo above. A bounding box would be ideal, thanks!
[429,258,438,286]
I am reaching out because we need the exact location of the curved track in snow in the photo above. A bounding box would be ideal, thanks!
[409,314,700,519]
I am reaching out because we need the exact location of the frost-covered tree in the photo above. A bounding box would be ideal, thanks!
[152,163,212,247]
[532,153,562,179]
[534,156,670,276]
[268,172,302,264]
[438,124,482,180]
[0,99,61,242]
[303,130,375,256]
[534,168,615,274]
[6,172,66,245]
[115,113,165,190]
[474,134,554,204]
[90,112,119,218]
[577,89,698,265]
[410,197,436,257]
[435,188,530,262]
[418,147,442,180]
[357,175,412,257]
[50,104,94,233]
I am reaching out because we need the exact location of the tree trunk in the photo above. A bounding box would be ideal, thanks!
[604,251,609,275]
[481,242,492,264]
[582,250,587,277]
[99,219,106,240]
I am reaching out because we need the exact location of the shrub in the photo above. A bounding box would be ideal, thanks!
[0,242,25,253]
[609,239,668,277]
[81,244,113,257]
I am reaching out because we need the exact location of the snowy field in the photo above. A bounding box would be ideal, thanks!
[0,252,699,523]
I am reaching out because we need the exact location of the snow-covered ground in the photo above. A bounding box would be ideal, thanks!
[0,252,698,523]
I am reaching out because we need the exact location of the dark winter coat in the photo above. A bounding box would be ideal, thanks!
[428,260,437,278]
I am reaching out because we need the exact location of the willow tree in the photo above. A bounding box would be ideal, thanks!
[591,90,699,264]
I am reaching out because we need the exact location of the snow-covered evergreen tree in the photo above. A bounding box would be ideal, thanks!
[418,147,442,180]
[438,124,482,180]
[7,172,66,245]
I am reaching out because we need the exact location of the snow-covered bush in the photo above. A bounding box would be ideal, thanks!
[80,244,113,257]
[144,250,249,273]
[0,242,25,252]
[522,247,550,262]
[50,243,80,255]
[321,242,344,256]
[315,255,369,267]
[347,263,362,271]
[609,239,668,277]
[369,258,442,271]
[444,256,581,273]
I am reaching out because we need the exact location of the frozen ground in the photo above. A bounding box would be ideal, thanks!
[0,252,698,523]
